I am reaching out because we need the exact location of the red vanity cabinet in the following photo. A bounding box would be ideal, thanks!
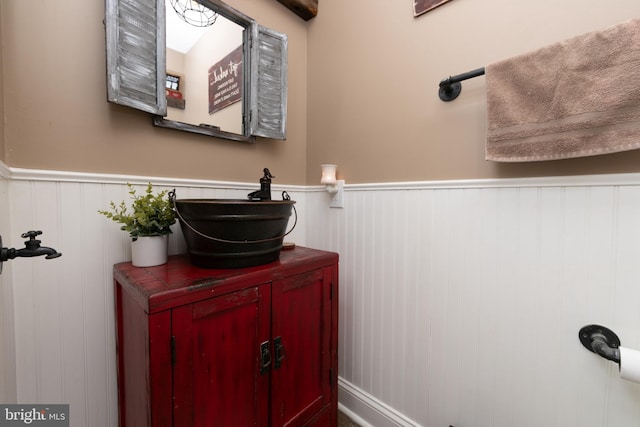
[114,246,339,427]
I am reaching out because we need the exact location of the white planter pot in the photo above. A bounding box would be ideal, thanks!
[131,235,168,267]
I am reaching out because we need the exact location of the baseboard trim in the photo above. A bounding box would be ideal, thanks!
[338,377,422,427]
[338,402,373,427]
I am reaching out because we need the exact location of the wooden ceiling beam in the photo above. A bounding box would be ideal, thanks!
[276,0,318,21]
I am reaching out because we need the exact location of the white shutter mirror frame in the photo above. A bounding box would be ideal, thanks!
[248,24,288,140]
[105,0,167,116]
[106,0,288,142]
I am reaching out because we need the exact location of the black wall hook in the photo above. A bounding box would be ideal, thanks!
[579,324,621,364]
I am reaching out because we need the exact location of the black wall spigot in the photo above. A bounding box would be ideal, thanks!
[0,230,62,274]
[248,168,275,201]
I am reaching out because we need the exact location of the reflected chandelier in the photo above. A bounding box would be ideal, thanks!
[169,0,218,27]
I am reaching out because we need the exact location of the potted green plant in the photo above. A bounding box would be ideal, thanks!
[99,182,176,267]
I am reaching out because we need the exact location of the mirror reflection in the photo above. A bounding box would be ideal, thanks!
[165,2,244,135]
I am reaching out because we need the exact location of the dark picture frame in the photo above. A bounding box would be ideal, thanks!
[414,0,454,17]
[208,45,243,115]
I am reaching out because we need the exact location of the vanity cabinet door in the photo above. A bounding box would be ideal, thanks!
[172,284,271,427]
[270,267,335,426]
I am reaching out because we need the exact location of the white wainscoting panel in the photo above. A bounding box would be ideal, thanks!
[0,169,16,404]
[307,179,640,427]
[4,168,640,427]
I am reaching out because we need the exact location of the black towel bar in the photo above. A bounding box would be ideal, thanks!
[438,67,485,101]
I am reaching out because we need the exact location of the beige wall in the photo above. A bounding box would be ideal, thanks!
[306,0,640,184]
[3,0,640,185]
[166,48,187,124]
[0,2,5,163]
[183,17,243,134]
[0,0,308,184]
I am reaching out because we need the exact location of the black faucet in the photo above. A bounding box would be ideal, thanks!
[248,168,275,201]
[0,230,62,261]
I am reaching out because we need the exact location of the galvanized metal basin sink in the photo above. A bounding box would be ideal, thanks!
[174,198,296,269]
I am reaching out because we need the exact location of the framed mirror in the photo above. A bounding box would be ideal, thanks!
[105,0,288,142]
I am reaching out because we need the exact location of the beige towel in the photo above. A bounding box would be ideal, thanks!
[486,18,640,162]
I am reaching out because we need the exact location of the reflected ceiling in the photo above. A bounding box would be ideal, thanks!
[166,3,209,53]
